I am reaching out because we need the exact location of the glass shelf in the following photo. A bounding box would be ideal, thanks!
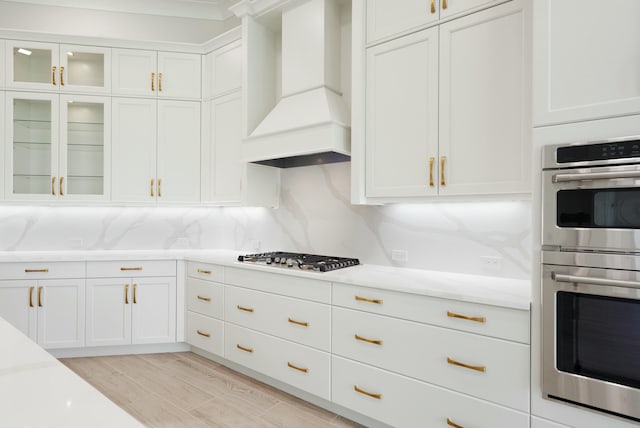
[67,175,104,179]
[68,122,104,131]
[14,119,52,129]
[67,143,104,149]
[13,141,52,146]
[13,174,51,178]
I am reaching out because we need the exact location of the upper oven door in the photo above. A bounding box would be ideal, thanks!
[542,164,640,252]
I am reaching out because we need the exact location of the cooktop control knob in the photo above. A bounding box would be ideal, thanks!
[286,258,294,267]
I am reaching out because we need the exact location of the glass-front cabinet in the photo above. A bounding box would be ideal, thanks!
[5,41,110,93]
[5,92,110,201]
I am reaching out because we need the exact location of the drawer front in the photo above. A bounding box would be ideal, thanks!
[86,260,176,278]
[186,311,224,357]
[186,278,224,319]
[332,356,529,428]
[225,286,330,351]
[333,282,530,343]
[332,307,529,412]
[225,323,330,400]
[225,267,330,303]
[186,261,224,283]
[0,262,85,280]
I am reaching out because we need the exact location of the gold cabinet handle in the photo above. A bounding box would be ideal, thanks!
[429,156,435,187]
[60,66,65,86]
[125,284,129,304]
[51,176,56,196]
[287,362,309,373]
[52,66,57,85]
[25,269,49,273]
[37,286,43,307]
[133,283,138,304]
[288,317,309,327]
[59,176,64,196]
[237,305,254,313]
[440,156,446,186]
[447,357,486,373]
[355,295,382,305]
[446,418,463,428]
[430,0,436,13]
[447,311,486,324]
[197,330,211,338]
[197,295,211,302]
[236,344,253,353]
[158,72,163,92]
[151,72,155,91]
[197,269,212,275]
[150,178,155,197]
[120,267,143,271]
[355,334,383,346]
[442,0,448,10]
[29,286,34,308]
[158,178,162,198]
[354,385,382,400]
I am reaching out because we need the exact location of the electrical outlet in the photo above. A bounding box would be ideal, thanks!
[391,249,409,263]
[480,256,503,271]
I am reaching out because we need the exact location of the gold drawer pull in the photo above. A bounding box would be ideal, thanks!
[52,66,57,85]
[446,418,463,428]
[197,295,212,302]
[447,357,486,373]
[447,311,486,324]
[355,295,382,305]
[440,156,446,186]
[197,269,212,275]
[236,344,253,353]
[150,178,155,197]
[287,362,309,373]
[120,267,143,271]
[355,334,382,346]
[29,286,34,307]
[38,286,44,307]
[429,156,435,187]
[430,0,436,14]
[51,176,56,196]
[354,385,382,400]
[197,330,211,338]
[288,317,308,327]
[237,305,254,313]
[59,176,64,196]
[133,283,138,304]
[442,0,448,10]
[151,72,155,91]
[60,66,65,86]
[125,284,129,304]
[25,269,49,273]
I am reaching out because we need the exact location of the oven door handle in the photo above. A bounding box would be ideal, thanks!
[552,170,640,183]
[552,272,640,289]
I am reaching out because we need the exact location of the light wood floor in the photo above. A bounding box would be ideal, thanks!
[60,352,363,428]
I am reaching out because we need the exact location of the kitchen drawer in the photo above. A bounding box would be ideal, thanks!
[0,262,85,279]
[332,307,529,412]
[225,286,330,351]
[86,260,176,278]
[332,356,529,428]
[186,311,224,357]
[225,267,330,304]
[225,323,331,400]
[186,261,224,283]
[186,278,224,319]
[333,282,529,343]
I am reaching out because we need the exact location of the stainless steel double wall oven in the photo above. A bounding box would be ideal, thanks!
[542,136,640,421]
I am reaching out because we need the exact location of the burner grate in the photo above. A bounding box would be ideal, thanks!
[238,252,360,272]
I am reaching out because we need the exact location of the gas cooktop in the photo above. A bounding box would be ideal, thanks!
[237,252,360,272]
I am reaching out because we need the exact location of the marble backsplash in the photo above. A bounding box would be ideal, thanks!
[0,163,532,279]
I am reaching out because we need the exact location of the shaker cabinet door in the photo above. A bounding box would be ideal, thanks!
[36,278,85,349]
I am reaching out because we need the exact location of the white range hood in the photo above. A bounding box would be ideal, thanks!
[243,0,351,168]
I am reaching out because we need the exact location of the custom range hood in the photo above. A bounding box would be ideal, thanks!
[243,0,351,168]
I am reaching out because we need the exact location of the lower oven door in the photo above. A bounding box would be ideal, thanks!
[542,260,640,421]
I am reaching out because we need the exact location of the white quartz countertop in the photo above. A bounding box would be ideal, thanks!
[0,249,531,310]
[0,317,144,428]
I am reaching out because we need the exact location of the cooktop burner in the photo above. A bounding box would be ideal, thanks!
[237,252,360,272]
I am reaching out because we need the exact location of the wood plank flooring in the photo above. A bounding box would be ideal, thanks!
[60,352,363,428]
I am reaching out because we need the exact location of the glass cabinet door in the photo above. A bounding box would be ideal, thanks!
[60,96,110,200]
[59,45,111,94]
[6,92,59,200]
[6,41,59,91]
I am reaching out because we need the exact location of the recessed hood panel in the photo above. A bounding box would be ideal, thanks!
[243,0,351,168]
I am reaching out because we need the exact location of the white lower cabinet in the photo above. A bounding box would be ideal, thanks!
[185,265,225,358]
[332,356,529,428]
[186,311,224,356]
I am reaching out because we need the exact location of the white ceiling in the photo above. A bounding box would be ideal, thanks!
[4,0,238,20]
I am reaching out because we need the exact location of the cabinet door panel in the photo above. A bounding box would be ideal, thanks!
[439,0,530,195]
[0,280,37,341]
[59,45,111,94]
[157,52,201,100]
[5,41,58,91]
[86,278,131,347]
[111,97,157,202]
[366,0,437,44]
[112,49,156,97]
[365,28,439,197]
[37,278,85,349]
[203,41,241,99]
[131,277,176,344]
[533,0,640,125]
[157,100,200,203]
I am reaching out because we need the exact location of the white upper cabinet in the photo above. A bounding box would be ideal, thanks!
[533,0,640,126]
[5,41,110,93]
[203,40,242,99]
[112,49,201,99]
